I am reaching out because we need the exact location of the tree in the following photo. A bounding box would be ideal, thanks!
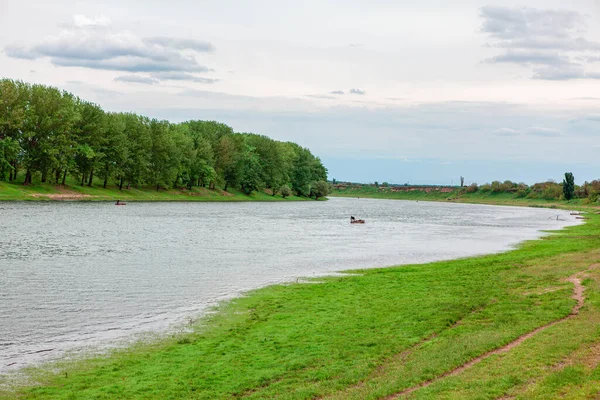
[216,135,243,191]
[460,176,464,187]
[0,137,20,181]
[120,114,151,190]
[563,172,575,201]
[99,113,128,188]
[311,180,331,200]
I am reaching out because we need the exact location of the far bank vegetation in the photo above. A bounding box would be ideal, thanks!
[334,173,600,205]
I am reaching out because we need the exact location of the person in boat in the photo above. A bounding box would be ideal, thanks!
[351,216,355,222]
[116,200,121,205]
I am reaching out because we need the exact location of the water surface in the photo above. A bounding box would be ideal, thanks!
[0,198,578,373]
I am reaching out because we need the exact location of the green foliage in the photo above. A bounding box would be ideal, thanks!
[563,172,575,201]
[0,79,325,194]
[0,137,20,180]
[311,180,331,200]
[280,185,292,198]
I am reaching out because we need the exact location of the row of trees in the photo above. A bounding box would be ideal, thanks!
[463,173,599,203]
[0,79,329,197]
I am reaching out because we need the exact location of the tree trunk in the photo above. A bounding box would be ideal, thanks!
[55,168,61,184]
[156,184,160,191]
[88,168,94,187]
[24,169,32,185]
[12,161,18,181]
[103,176,108,189]
[224,182,229,191]
[119,177,124,190]
[41,168,47,183]
[8,168,13,182]
[62,169,68,185]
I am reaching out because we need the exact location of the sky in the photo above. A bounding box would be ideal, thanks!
[1,0,600,185]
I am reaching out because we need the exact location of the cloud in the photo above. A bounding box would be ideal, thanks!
[494,127,520,136]
[526,126,561,137]
[306,94,336,99]
[480,7,600,80]
[114,75,159,85]
[4,14,215,75]
[143,37,215,52]
[330,90,345,95]
[349,88,365,95]
[150,72,219,83]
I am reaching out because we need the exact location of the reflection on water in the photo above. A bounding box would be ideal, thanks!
[0,198,578,372]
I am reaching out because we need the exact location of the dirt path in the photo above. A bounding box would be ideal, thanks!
[383,269,590,400]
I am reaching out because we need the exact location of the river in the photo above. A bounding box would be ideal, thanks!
[0,198,578,373]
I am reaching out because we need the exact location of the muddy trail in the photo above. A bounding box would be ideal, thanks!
[383,268,591,399]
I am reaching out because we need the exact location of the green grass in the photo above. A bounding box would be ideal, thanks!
[0,179,310,202]
[3,200,600,398]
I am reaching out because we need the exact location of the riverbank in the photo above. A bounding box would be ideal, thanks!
[0,181,310,202]
[331,184,597,208]
[3,202,600,399]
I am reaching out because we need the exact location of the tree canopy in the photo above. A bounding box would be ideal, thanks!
[0,79,328,196]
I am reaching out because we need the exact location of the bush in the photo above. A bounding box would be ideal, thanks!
[479,183,491,193]
[465,183,478,193]
[280,185,291,198]
[311,180,331,200]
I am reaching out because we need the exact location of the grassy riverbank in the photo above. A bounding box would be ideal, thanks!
[3,205,600,399]
[331,184,597,208]
[0,180,309,202]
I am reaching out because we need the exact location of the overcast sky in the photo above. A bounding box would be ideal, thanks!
[2,0,600,184]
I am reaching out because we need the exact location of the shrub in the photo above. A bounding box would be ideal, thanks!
[465,183,478,193]
[280,185,292,198]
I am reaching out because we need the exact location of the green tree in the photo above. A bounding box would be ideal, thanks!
[0,79,28,181]
[120,114,151,190]
[311,180,331,200]
[98,113,128,188]
[563,172,575,201]
[0,137,20,181]
[216,135,243,191]
[74,101,105,186]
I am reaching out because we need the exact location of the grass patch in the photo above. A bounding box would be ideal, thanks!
[3,204,600,398]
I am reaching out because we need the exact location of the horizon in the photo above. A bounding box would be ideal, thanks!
[2,0,600,184]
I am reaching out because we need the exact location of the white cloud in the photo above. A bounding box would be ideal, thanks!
[480,6,600,80]
[4,14,215,75]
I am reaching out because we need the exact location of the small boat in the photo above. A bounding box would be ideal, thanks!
[115,200,127,206]
[350,216,365,224]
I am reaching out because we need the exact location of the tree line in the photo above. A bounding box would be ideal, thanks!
[0,79,329,198]
[461,173,599,203]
